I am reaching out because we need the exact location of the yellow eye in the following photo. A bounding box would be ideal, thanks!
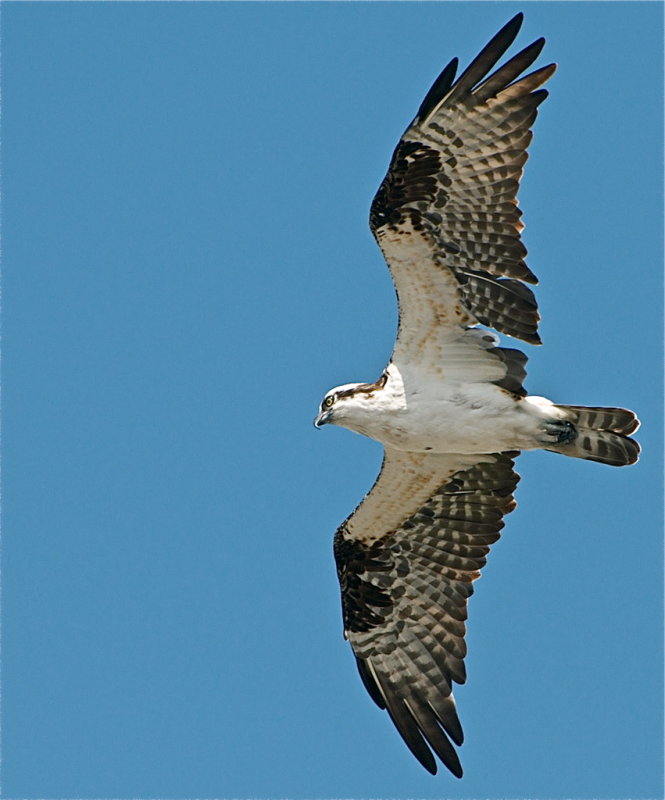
[324,395,335,409]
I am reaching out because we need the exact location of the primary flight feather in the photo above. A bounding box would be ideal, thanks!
[314,13,639,778]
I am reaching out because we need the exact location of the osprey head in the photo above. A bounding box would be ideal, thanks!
[314,383,359,429]
[314,375,389,433]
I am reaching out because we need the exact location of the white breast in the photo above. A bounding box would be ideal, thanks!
[344,363,544,455]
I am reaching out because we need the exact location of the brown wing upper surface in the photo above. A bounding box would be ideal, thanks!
[370,13,556,364]
[334,450,521,776]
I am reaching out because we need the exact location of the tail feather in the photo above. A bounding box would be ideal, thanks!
[546,404,640,466]
[554,404,640,436]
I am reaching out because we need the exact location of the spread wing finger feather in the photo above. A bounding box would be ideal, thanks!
[369,13,556,365]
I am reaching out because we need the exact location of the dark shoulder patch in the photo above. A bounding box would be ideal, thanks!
[370,140,447,233]
[333,529,400,634]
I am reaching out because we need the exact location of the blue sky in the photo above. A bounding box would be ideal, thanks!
[4,2,663,798]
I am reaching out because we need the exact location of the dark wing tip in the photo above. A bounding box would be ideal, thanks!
[416,57,459,122]
[417,14,527,123]
[443,13,528,106]
[493,12,525,52]
[506,11,524,33]
[540,62,558,83]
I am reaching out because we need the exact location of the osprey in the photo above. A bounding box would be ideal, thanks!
[314,14,639,778]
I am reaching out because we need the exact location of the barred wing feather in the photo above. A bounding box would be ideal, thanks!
[331,15,554,777]
[370,13,556,366]
[334,450,521,776]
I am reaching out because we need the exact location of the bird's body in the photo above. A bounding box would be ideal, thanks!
[321,363,563,454]
[314,13,639,779]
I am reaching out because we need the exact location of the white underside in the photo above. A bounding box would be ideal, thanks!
[330,363,565,455]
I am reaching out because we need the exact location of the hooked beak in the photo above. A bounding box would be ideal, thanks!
[313,410,332,429]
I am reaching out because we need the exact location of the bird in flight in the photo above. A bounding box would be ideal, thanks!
[314,13,639,778]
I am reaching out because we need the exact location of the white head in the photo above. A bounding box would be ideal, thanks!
[313,375,389,438]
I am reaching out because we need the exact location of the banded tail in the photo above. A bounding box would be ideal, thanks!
[547,405,640,466]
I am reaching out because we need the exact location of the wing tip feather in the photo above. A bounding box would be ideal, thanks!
[417,57,459,122]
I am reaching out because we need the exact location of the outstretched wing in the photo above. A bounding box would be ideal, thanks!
[370,13,556,367]
[334,449,521,777]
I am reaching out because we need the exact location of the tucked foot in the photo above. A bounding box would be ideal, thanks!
[541,419,577,444]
